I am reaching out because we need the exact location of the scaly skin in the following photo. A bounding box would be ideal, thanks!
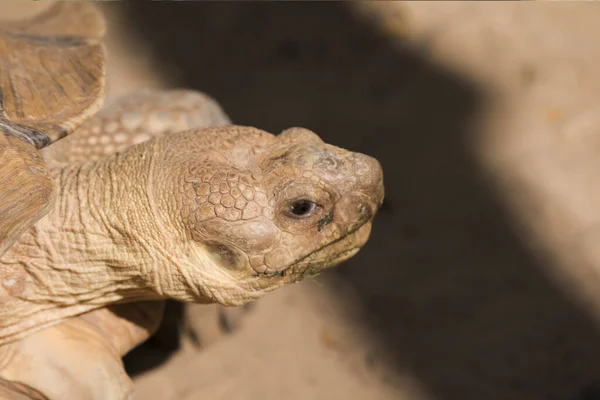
[0,123,383,345]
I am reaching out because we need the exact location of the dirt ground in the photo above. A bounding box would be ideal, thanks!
[5,2,600,399]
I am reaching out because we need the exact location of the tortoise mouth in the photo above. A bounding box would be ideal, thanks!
[282,222,373,281]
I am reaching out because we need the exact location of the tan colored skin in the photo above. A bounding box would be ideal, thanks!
[0,90,384,400]
[0,118,383,343]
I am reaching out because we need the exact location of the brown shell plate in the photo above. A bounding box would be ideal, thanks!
[0,2,107,149]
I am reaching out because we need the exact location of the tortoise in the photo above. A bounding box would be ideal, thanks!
[0,3,384,400]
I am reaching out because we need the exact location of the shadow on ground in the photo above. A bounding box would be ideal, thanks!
[118,3,600,399]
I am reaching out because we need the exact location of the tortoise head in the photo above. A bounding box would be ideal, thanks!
[154,126,384,305]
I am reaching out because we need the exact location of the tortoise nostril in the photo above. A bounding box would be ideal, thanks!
[334,194,377,229]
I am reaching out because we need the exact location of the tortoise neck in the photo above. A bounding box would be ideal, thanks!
[1,150,166,305]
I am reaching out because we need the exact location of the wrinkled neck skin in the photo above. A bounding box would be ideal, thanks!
[0,139,276,345]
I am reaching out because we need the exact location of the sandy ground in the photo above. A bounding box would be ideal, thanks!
[5,2,600,399]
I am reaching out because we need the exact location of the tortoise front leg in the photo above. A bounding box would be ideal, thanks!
[0,302,164,400]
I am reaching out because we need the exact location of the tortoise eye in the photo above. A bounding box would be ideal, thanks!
[287,200,317,218]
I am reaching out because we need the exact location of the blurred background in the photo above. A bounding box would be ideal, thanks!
[6,2,600,399]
